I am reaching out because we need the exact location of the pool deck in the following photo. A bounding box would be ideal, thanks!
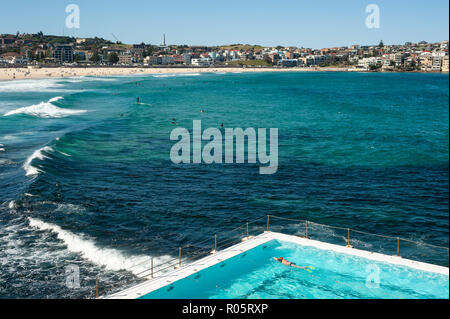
[105,231,449,299]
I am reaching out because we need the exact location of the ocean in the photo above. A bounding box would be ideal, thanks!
[0,71,448,298]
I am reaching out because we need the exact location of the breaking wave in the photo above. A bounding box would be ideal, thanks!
[0,79,67,92]
[28,217,169,275]
[4,97,87,118]
[23,146,53,176]
[152,73,201,78]
[60,76,118,83]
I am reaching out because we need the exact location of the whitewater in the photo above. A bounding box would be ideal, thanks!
[27,217,170,276]
[4,96,87,118]
[22,146,53,176]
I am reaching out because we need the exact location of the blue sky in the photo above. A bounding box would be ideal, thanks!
[1,0,448,48]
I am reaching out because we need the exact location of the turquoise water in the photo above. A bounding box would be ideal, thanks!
[0,72,448,298]
[141,239,449,299]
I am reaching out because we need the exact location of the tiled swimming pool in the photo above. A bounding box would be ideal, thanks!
[140,239,449,299]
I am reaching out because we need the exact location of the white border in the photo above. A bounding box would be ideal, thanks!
[106,231,449,299]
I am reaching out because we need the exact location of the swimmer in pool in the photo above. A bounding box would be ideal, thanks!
[273,257,309,269]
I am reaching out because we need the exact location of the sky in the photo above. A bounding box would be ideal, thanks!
[0,0,448,48]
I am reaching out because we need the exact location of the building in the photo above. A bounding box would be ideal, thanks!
[278,59,298,67]
[144,56,162,65]
[419,56,433,70]
[173,55,183,64]
[394,54,404,67]
[403,57,414,68]
[161,56,174,65]
[0,37,16,45]
[191,57,213,67]
[53,45,74,63]
[118,53,133,65]
[0,52,28,65]
[74,50,88,61]
[133,43,146,50]
[381,54,392,66]
[182,53,191,65]
[357,57,382,69]
[442,56,449,72]
[432,56,442,71]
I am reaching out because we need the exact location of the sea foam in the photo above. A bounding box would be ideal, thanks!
[152,73,201,78]
[23,146,53,176]
[8,201,15,210]
[28,217,169,275]
[4,97,87,118]
[0,79,66,92]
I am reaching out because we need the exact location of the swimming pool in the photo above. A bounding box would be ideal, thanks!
[139,239,449,299]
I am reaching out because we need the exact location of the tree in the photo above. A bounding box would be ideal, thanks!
[263,54,273,65]
[74,53,82,62]
[378,40,384,48]
[90,51,100,63]
[143,45,155,58]
[108,52,119,64]
[146,45,155,57]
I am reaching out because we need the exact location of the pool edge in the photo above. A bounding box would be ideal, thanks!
[105,231,449,299]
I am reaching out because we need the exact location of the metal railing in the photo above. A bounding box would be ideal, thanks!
[89,214,448,299]
[266,215,449,265]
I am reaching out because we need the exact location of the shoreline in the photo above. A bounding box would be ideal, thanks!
[0,66,446,81]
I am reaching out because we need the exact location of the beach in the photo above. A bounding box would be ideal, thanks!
[0,66,353,81]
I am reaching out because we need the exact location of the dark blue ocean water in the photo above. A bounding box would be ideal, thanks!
[0,71,448,298]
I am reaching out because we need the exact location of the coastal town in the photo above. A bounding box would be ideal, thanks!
[0,32,449,72]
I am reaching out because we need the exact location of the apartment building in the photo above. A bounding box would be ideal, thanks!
[358,57,382,69]
[53,45,74,63]
[0,52,28,64]
[432,56,442,71]
[191,57,213,66]
[442,56,449,72]
[118,53,133,65]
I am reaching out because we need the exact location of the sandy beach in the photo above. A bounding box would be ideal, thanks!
[0,66,352,81]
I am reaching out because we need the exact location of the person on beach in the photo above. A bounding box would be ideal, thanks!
[273,257,309,269]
